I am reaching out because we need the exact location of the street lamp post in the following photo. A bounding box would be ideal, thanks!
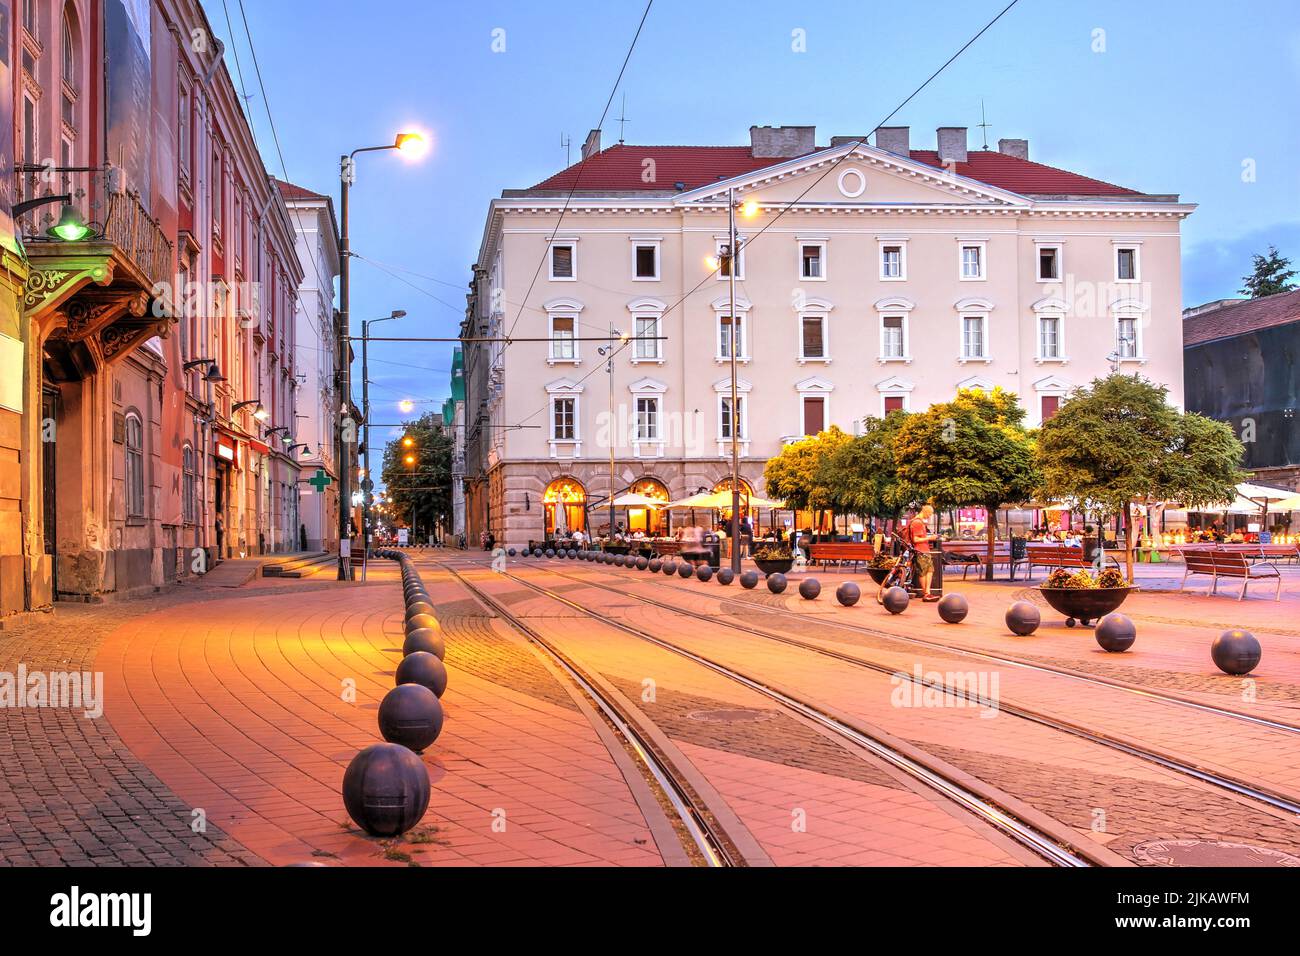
[361,309,406,579]
[598,325,628,543]
[722,190,757,573]
[337,132,425,580]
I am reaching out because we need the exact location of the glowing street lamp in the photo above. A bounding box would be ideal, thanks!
[399,399,415,413]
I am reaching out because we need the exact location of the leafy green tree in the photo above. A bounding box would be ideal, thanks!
[816,411,913,519]
[380,412,454,542]
[894,388,1039,579]
[762,426,851,522]
[1036,374,1245,578]
[1239,245,1297,298]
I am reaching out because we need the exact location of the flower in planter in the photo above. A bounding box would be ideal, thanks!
[1097,568,1130,589]
[753,545,792,562]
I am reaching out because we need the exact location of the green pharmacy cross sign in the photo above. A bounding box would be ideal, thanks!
[308,469,333,493]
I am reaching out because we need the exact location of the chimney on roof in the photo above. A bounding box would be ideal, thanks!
[874,127,910,156]
[749,125,815,158]
[936,127,968,165]
[998,138,1029,160]
[580,129,601,162]
[830,135,870,148]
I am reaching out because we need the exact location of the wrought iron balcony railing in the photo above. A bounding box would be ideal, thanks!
[15,164,173,287]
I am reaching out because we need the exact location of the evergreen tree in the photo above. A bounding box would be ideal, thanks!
[1239,245,1297,298]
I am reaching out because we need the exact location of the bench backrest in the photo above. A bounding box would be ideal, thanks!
[944,541,1010,554]
[1211,551,1251,571]
[807,543,874,559]
[1184,552,1219,572]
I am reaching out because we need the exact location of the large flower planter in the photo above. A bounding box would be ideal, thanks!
[754,557,794,576]
[1038,586,1133,628]
[866,567,893,586]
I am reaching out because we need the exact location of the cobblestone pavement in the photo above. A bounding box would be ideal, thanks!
[486,554,1300,866]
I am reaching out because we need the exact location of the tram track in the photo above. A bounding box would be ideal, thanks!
[521,558,1300,821]
[435,556,1100,867]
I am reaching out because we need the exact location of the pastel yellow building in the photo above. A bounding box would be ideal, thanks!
[462,126,1193,548]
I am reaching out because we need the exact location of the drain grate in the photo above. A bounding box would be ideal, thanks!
[1132,839,1300,867]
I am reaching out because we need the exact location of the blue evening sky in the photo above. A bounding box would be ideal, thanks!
[205,0,1300,423]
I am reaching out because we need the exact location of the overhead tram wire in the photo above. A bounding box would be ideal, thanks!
[501,0,1023,436]
[501,0,654,349]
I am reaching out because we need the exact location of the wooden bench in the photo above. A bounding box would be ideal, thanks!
[940,541,1020,579]
[806,542,874,569]
[651,540,682,558]
[1181,550,1282,600]
[1023,545,1119,578]
[1258,544,1299,565]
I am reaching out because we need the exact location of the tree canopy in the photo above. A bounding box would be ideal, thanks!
[1239,245,1297,298]
[816,411,912,517]
[762,426,851,512]
[379,412,454,538]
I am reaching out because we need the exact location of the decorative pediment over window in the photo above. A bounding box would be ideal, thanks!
[545,378,584,394]
[794,376,834,393]
[874,295,915,313]
[955,374,995,392]
[1109,297,1149,313]
[626,297,667,314]
[1031,296,1069,314]
[795,296,834,314]
[628,376,667,394]
[954,296,995,312]
[875,375,915,393]
[713,377,753,393]
[1033,374,1074,392]
[543,296,585,313]
[711,295,752,313]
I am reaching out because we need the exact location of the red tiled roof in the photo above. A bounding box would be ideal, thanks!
[274,178,329,202]
[527,143,1145,197]
[1183,289,1300,347]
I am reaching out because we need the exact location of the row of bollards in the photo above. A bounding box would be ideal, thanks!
[527,548,1262,676]
[341,548,446,838]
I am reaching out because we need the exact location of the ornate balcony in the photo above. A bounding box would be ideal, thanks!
[16,164,175,380]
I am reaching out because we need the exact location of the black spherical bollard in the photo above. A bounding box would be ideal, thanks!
[533,549,543,558]
[882,586,909,614]
[1211,629,1261,675]
[716,567,735,586]
[799,578,821,600]
[405,612,438,634]
[835,582,860,607]
[403,626,446,660]
[567,549,577,559]
[648,559,662,573]
[378,683,444,753]
[1005,601,1040,636]
[342,743,430,837]
[395,650,449,698]
[507,548,516,557]
[767,572,788,594]
[636,556,649,571]
[678,563,694,579]
[740,570,759,589]
[1095,613,1136,653]
[662,560,676,576]
[545,548,555,559]
[937,593,969,624]
[696,565,713,582]
[405,601,436,620]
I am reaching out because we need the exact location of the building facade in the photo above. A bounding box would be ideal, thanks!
[443,345,465,543]
[278,179,341,552]
[464,125,1192,548]
[1183,290,1300,493]
[1,0,304,621]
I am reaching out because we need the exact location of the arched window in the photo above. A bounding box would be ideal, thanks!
[182,443,197,524]
[624,478,670,535]
[62,7,77,87]
[125,413,144,518]
[543,477,586,538]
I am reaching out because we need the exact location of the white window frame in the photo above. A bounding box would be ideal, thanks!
[958,239,987,281]
[878,237,908,281]
[714,377,752,456]
[545,379,584,457]
[548,239,578,281]
[631,237,661,281]
[1036,313,1066,363]
[795,377,834,437]
[1032,376,1073,427]
[1113,241,1141,284]
[712,296,752,364]
[1035,241,1063,283]
[1114,312,1144,362]
[795,297,833,364]
[627,297,666,364]
[954,297,994,365]
[797,238,828,281]
[875,375,914,418]
[874,296,914,364]
[715,235,746,280]
[628,377,667,457]
[124,411,145,518]
[544,297,584,366]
